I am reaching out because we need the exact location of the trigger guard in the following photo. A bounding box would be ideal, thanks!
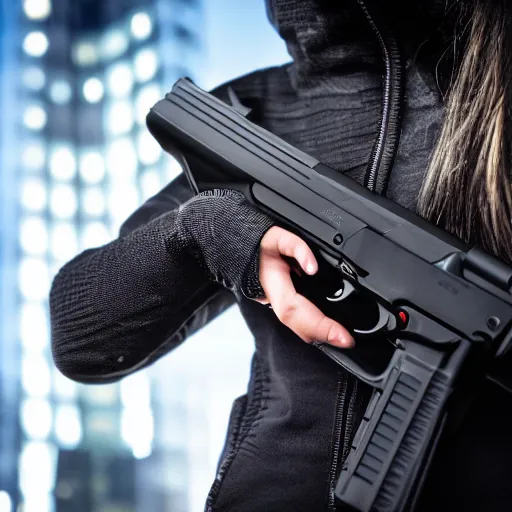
[326,280,356,303]
[163,144,198,194]
[353,303,396,335]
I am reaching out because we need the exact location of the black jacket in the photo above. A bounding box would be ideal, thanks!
[49,1,512,510]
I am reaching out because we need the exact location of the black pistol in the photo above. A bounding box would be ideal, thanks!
[146,78,512,512]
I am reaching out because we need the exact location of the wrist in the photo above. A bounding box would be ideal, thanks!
[177,189,274,293]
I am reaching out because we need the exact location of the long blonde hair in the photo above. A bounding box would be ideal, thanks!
[417,0,512,263]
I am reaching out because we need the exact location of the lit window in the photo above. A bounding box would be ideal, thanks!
[83,77,104,103]
[137,130,161,166]
[52,371,77,401]
[19,257,50,301]
[20,217,48,256]
[105,100,134,136]
[23,0,52,21]
[87,412,117,437]
[106,138,137,179]
[72,41,98,67]
[50,261,63,278]
[20,302,49,353]
[50,184,77,219]
[79,150,105,184]
[81,222,111,249]
[82,187,106,217]
[49,145,76,181]
[23,105,47,131]
[55,404,82,449]
[100,29,128,61]
[120,372,151,408]
[23,32,49,57]
[132,443,152,460]
[50,222,78,262]
[49,80,72,105]
[108,184,139,223]
[165,155,183,182]
[22,142,46,170]
[22,67,46,91]
[0,491,11,512]
[83,386,118,406]
[19,496,53,512]
[21,399,52,440]
[135,83,161,125]
[106,62,134,98]
[134,48,158,82]
[18,441,56,496]
[21,354,52,398]
[131,12,153,40]
[140,168,161,200]
[21,178,47,212]
[121,407,154,460]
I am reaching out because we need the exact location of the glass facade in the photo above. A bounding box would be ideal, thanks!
[0,1,289,510]
[7,1,203,510]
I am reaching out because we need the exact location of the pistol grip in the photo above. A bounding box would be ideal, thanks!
[335,339,471,512]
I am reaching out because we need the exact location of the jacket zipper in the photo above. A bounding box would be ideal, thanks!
[357,0,403,194]
[328,4,404,508]
[328,374,363,511]
[328,374,348,510]
[342,379,359,463]
[329,376,374,511]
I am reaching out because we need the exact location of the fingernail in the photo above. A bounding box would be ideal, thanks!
[306,262,316,275]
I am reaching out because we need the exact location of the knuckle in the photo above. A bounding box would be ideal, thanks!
[276,237,291,255]
[316,316,335,340]
[294,241,310,262]
[325,323,338,343]
[291,236,304,252]
[278,230,300,251]
[277,297,299,324]
[293,243,304,258]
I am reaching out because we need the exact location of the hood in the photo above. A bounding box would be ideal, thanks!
[265,0,465,83]
[263,0,468,194]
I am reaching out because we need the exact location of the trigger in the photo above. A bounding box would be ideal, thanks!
[326,280,355,303]
[227,87,252,117]
[353,303,396,335]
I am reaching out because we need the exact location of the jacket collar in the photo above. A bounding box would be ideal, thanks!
[264,0,462,84]
[264,0,463,194]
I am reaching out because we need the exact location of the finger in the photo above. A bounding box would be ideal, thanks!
[262,260,354,348]
[286,294,354,348]
[274,230,318,276]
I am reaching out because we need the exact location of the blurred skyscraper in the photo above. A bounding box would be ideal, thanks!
[1,0,203,510]
[0,0,289,511]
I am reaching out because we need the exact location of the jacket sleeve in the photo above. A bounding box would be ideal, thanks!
[49,172,273,384]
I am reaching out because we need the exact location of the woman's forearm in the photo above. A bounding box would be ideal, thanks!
[49,179,273,383]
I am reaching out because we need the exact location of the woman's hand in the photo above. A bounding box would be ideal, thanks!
[256,226,355,349]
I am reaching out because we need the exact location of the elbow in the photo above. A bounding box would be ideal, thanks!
[51,337,124,385]
[48,246,157,385]
[49,289,143,385]
[49,255,124,385]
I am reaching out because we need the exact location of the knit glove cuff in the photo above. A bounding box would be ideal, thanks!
[177,189,274,299]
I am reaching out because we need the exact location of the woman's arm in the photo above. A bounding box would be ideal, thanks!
[49,173,273,384]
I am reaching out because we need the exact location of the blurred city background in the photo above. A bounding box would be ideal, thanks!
[0,0,289,510]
